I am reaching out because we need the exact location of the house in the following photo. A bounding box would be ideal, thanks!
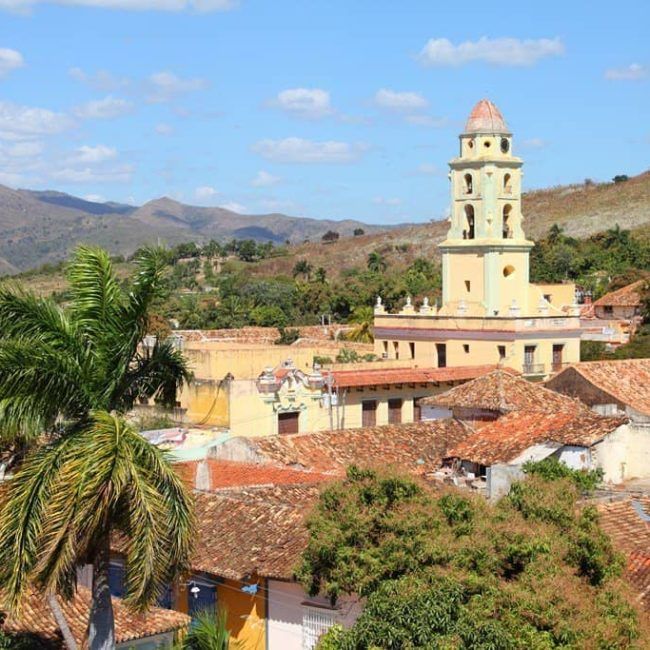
[373,99,581,378]
[180,348,499,437]
[0,586,189,649]
[210,418,473,476]
[546,359,650,422]
[580,281,645,346]
[597,496,650,611]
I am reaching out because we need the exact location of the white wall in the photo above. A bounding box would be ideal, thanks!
[555,445,591,471]
[267,580,360,650]
[421,406,452,421]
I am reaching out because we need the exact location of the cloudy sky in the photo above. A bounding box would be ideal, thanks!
[0,0,648,223]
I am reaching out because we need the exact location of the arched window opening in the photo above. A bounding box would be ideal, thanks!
[504,173,512,194]
[464,173,473,195]
[463,205,475,240]
[502,204,513,239]
[503,265,515,277]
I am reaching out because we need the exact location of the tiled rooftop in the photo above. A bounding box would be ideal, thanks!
[419,369,574,412]
[177,326,360,347]
[325,364,502,389]
[446,409,626,466]
[2,587,189,648]
[464,99,508,134]
[237,419,473,474]
[551,359,650,416]
[192,485,320,581]
[597,497,650,610]
[593,281,644,308]
[174,458,331,490]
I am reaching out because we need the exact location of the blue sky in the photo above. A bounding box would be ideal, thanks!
[0,0,648,225]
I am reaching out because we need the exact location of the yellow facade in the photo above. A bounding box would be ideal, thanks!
[217,577,266,650]
[373,99,581,378]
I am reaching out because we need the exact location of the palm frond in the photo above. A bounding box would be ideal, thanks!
[116,340,192,412]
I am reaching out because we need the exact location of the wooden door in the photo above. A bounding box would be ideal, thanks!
[278,411,300,435]
[413,397,422,422]
[388,398,403,424]
[362,400,377,427]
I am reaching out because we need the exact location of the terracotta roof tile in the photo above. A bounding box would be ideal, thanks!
[246,419,473,474]
[2,587,189,648]
[174,459,330,490]
[553,359,650,416]
[464,99,509,134]
[326,364,503,389]
[192,485,320,581]
[446,409,626,466]
[597,497,650,609]
[593,281,644,308]
[419,369,573,412]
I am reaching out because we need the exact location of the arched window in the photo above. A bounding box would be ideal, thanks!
[464,173,473,195]
[502,204,512,239]
[464,205,475,240]
[503,173,512,194]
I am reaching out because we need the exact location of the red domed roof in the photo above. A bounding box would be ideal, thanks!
[464,99,509,134]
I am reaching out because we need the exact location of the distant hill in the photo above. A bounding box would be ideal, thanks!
[1,171,649,276]
[251,171,650,279]
[0,187,392,274]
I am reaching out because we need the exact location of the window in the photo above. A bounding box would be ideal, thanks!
[388,398,403,424]
[463,344,470,353]
[382,340,388,358]
[464,173,473,194]
[278,411,300,435]
[463,205,475,240]
[498,345,506,360]
[543,294,551,303]
[409,342,415,359]
[552,344,564,371]
[362,400,377,427]
[504,173,512,193]
[503,265,515,277]
[604,305,614,316]
[464,280,471,293]
[484,140,491,148]
[188,580,217,617]
[502,204,512,239]
[303,607,336,650]
[436,343,447,368]
[393,341,399,360]
[108,561,125,598]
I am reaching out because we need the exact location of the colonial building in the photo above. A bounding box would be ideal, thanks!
[374,99,581,378]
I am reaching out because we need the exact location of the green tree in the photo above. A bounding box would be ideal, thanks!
[366,251,387,274]
[293,259,313,280]
[176,609,237,650]
[353,228,365,237]
[0,246,194,650]
[346,306,374,343]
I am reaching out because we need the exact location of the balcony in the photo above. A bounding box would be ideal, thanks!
[522,363,545,376]
[551,361,570,373]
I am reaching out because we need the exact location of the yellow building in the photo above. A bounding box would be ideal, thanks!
[374,99,581,378]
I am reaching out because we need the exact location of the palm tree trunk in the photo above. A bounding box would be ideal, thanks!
[48,594,78,650]
[87,533,116,650]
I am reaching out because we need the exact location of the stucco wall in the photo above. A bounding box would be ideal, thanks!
[217,577,266,650]
[267,580,360,650]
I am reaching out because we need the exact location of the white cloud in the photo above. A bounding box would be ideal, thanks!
[521,137,546,149]
[50,163,134,184]
[253,137,365,164]
[145,71,208,103]
[155,122,174,135]
[405,114,448,128]
[374,89,428,111]
[418,36,564,67]
[74,95,133,119]
[69,67,130,92]
[0,0,237,13]
[251,170,281,187]
[4,141,42,157]
[194,185,219,200]
[0,48,23,77]
[73,144,117,163]
[273,88,332,119]
[0,100,73,141]
[219,201,246,213]
[604,63,648,81]
[373,196,401,206]
[84,193,106,203]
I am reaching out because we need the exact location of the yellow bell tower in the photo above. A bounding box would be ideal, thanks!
[439,99,534,317]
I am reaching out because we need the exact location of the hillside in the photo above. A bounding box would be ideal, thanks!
[251,171,650,279]
[0,186,390,274]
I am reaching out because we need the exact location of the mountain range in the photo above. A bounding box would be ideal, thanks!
[0,186,390,275]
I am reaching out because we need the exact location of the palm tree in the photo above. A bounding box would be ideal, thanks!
[346,305,374,343]
[367,251,387,274]
[177,609,238,649]
[0,246,194,650]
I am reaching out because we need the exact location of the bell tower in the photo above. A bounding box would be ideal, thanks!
[439,99,534,317]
